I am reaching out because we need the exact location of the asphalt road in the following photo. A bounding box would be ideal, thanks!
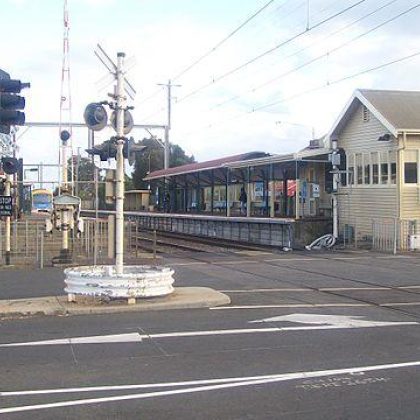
[1,249,420,419]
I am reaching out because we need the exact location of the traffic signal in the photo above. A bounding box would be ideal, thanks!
[123,137,146,165]
[86,140,117,161]
[0,69,30,135]
[87,138,145,163]
[1,157,21,175]
[84,103,108,131]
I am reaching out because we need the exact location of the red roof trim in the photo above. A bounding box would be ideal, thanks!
[145,151,269,180]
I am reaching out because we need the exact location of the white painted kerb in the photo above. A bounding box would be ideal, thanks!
[64,265,175,298]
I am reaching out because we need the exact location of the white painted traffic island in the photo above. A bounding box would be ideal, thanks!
[64,265,175,304]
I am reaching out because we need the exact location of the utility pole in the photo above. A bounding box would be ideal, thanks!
[158,80,181,169]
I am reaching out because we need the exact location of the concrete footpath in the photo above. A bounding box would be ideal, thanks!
[0,287,231,319]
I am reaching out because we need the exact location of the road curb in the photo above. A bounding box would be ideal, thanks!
[0,287,231,319]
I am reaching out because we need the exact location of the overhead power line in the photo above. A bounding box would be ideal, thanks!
[138,0,278,108]
[253,49,420,113]
[176,0,368,103]
[211,0,409,110]
[172,0,277,82]
[182,49,420,137]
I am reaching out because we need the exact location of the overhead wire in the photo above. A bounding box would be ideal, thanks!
[176,0,368,104]
[137,1,281,114]
[172,0,278,82]
[254,50,420,112]
[180,49,420,137]
[210,0,403,110]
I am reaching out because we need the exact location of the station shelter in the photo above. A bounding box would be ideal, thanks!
[144,141,333,221]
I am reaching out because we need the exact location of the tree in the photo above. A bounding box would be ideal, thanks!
[70,157,96,200]
[132,138,195,190]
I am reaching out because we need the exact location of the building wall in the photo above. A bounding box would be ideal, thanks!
[337,102,398,237]
[298,162,331,218]
[401,136,420,219]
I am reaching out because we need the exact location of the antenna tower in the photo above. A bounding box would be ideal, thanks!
[59,0,73,193]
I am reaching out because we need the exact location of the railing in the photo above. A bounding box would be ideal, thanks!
[0,218,110,266]
[338,218,420,253]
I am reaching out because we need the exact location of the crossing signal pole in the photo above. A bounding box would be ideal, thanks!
[86,44,137,275]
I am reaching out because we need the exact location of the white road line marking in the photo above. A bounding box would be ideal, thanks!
[381,302,420,307]
[0,333,143,347]
[211,303,373,309]
[249,313,417,328]
[168,262,207,266]
[219,286,420,293]
[264,255,414,262]
[320,287,390,291]
[219,260,256,265]
[2,315,417,348]
[1,360,420,413]
[219,288,312,293]
[264,258,318,262]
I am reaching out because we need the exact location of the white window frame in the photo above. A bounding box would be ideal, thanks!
[403,149,419,186]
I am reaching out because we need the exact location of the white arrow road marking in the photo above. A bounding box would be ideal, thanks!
[249,313,418,328]
[1,360,420,414]
[0,333,143,347]
[0,313,417,348]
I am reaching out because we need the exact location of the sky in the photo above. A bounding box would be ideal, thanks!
[2,0,420,184]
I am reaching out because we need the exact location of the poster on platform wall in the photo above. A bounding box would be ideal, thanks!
[254,182,264,198]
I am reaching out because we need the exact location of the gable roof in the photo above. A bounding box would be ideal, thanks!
[144,151,270,180]
[328,89,420,140]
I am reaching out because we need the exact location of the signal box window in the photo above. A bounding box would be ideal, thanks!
[404,150,418,184]
[372,152,379,184]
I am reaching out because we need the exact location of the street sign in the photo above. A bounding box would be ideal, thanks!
[0,195,12,216]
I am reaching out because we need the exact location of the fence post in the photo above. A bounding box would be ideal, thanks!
[393,217,398,255]
[135,219,139,258]
[25,220,29,257]
[153,229,157,262]
[13,220,18,253]
[94,218,98,266]
[36,223,39,262]
[40,231,44,269]
[354,220,358,249]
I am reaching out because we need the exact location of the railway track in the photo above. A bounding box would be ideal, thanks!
[129,227,280,255]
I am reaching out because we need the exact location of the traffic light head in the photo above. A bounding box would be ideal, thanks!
[1,157,21,175]
[0,69,30,135]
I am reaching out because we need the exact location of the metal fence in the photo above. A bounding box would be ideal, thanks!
[0,218,110,266]
[338,218,420,254]
[0,216,157,267]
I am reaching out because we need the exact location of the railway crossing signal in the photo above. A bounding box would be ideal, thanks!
[1,157,21,175]
[0,69,30,135]
[86,137,146,163]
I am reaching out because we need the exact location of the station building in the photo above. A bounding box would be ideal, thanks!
[141,89,420,249]
[330,89,420,245]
